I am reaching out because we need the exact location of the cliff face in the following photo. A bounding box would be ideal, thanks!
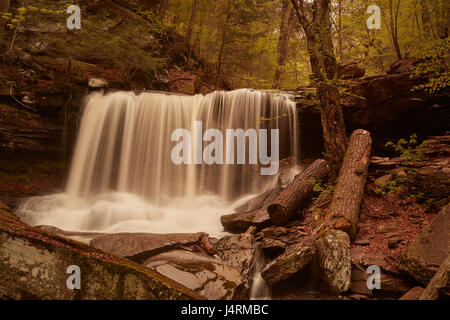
[294,66,450,159]
[0,0,221,207]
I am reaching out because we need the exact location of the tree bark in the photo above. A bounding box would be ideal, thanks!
[0,0,10,47]
[268,159,330,226]
[337,0,343,61]
[217,0,232,82]
[185,0,198,44]
[291,0,347,178]
[325,129,372,241]
[389,0,402,60]
[159,0,168,21]
[273,0,294,89]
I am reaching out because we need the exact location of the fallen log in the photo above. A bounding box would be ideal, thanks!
[326,129,372,240]
[267,159,329,225]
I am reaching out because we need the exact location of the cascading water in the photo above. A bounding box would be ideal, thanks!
[17,89,299,236]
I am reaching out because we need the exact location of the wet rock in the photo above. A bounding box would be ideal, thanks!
[90,232,207,262]
[0,202,200,300]
[398,204,450,285]
[36,225,105,244]
[399,287,425,300]
[316,230,351,294]
[261,239,316,286]
[419,255,450,300]
[260,238,286,258]
[234,189,278,214]
[214,231,264,288]
[144,250,246,300]
[220,209,271,234]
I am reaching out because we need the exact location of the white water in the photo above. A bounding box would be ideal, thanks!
[17,89,298,236]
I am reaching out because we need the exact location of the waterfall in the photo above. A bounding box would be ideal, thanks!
[17,89,298,235]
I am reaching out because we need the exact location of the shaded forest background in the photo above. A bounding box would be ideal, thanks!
[146,0,448,89]
[0,0,448,91]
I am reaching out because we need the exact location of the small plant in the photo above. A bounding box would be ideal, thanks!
[384,134,423,165]
[375,179,403,196]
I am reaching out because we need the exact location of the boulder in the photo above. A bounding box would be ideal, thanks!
[419,255,450,300]
[398,204,450,285]
[261,239,316,286]
[260,238,287,258]
[90,232,207,262]
[214,231,264,288]
[234,188,279,214]
[220,209,271,234]
[315,230,351,294]
[0,202,200,300]
[144,250,246,300]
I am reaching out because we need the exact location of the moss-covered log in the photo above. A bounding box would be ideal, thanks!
[326,129,372,240]
[267,159,330,225]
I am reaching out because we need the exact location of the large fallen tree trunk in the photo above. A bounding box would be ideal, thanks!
[325,129,372,241]
[267,159,330,225]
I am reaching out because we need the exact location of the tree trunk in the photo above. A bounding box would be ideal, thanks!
[159,0,168,21]
[325,129,372,241]
[185,0,198,44]
[389,0,402,60]
[338,0,343,61]
[268,159,330,226]
[0,0,10,47]
[273,0,294,89]
[217,0,232,82]
[291,0,347,178]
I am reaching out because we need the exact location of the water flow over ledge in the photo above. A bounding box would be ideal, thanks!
[17,89,299,236]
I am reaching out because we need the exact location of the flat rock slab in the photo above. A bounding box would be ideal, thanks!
[90,232,206,261]
[261,240,316,286]
[0,203,200,300]
[220,209,271,234]
[144,250,246,300]
[398,204,450,285]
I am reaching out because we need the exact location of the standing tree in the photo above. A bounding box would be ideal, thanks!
[0,0,10,47]
[159,0,169,21]
[388,0,402,60]
[291,0,347,177]
[185,0,198,44]
[274,0,294,89]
